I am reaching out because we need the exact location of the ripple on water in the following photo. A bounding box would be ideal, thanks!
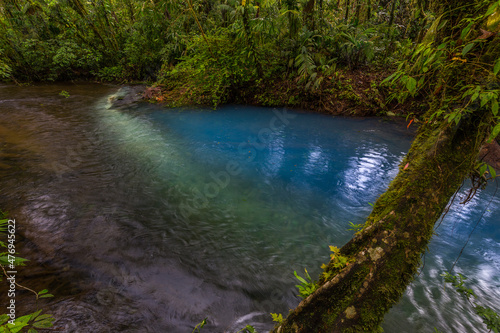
[0,85,498,332]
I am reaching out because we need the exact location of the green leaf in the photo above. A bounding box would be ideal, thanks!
[3,315,31,333]
[304,268,312,280]
[494,59,500,75]
[471,92,480,102]
[244,325,257,333]
[294,271,307,284]
[0,314,9,325]
[446,113,456,123]
[271,313,283,323]
[406,77,417,94]
[192,317,207,333]
[33,314,52,322]
[32,321,53,329]
[486,2,499,16]
[488,165,497,179]
[461,22,473,40]
[481,94,489,107]
[437,42,448,50]
[39,294,54,298]
[492,99,499,116]
[491,123,500,140]
[29,310,42,321]
[462,43,475,56]
[479,163,488,176]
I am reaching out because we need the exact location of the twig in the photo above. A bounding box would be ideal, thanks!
[0,263,39,299]
[450,179,499,271]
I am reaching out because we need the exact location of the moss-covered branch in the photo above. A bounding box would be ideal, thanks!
[271,106,493,332]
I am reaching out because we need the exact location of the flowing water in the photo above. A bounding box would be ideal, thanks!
[0,83,498,332]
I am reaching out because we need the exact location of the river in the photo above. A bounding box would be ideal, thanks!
[0,83,498,332]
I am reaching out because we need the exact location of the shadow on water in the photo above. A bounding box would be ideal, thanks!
[0,83,498,332]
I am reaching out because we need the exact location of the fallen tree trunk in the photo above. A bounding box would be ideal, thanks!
[271,108,493,332]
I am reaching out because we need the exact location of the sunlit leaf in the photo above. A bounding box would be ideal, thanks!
[491,123,500,140]
[479,163,488,176]
[244,325,257,333]
[406,77,417,94]
[0,314,9,325]
[492,99,499,115]
[486,2,499,16]
[488,165,497,179]
[494,59,500,75]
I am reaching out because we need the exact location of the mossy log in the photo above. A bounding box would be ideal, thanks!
[271,109,493,333]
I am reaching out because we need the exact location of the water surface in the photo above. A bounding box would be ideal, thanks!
[0,83,498,332]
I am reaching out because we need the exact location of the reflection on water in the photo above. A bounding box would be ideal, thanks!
[0,84,498,332]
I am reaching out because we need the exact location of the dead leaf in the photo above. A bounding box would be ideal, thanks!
[477,28,495,40]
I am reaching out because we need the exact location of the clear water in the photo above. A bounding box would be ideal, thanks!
[0,84,498,332]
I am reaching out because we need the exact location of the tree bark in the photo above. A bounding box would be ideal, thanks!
[270,106,492,333]
[366,0,371,22]
[388,0,396,26]
[345,0,351,20]
[303,0,315,30]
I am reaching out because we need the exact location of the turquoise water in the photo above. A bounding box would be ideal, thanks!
[0,84,498,332]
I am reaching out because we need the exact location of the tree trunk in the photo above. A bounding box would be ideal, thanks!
[344,0,350,20]
[354,0,361,24]
[366,0,371,21]
[303,0,315,30]
[270,105,492,333]
[388,0,396,26]
[285,0,300,38]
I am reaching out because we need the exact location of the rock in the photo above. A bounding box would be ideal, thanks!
[107,85,147,110]
[478,140,500,172]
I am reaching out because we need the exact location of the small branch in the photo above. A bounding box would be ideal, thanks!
[0,263,39,299]
[186,0,215,58]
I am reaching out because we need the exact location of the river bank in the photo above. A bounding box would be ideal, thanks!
[143,67,426,118]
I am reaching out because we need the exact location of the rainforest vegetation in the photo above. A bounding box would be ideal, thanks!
[0,0,472,112]
[1,0,500,332]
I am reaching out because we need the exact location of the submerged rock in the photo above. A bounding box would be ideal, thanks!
[106,85,146,111]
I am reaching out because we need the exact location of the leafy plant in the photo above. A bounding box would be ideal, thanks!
[236,325,258,333]
[59,90,70,98]
[442,272,500,333]
[321,245,349,280]
[0,310,54,333]
[270,313,284,324]
[0,214,55,333]
[348,221,364,233]
[338,27,376,69]
[0,58,12,80]
[192,317,207,333]
[294,268,317,298]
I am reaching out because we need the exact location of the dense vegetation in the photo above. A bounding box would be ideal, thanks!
[2,0,499,118]
[0,0,436,111]
[0,0,410,80]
